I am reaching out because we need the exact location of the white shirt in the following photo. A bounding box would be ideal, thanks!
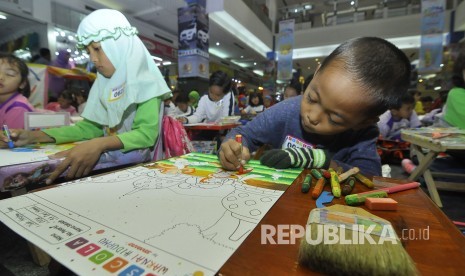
[243,105,264,114]
[185,91,235,124]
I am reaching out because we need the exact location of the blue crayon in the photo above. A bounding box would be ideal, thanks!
[2,125,14,149]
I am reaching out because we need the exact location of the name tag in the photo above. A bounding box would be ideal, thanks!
[281,135,314,149]
[109,84,125,101]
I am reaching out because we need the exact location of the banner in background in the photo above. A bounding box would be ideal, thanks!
[277,19,295,81]
[178,0,209,79]
[263,51,276,93]
[419,0,445,73]
[27,64,48,110]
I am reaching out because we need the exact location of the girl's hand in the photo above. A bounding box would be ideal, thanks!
[1,130,54,148]
[46,139,104,184]
[218,139,251,171]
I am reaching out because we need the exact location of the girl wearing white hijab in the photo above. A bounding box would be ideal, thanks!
[4,9,171,183]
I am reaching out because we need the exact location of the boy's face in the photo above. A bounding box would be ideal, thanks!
[209,85,225,102]
[264,98,272,107]
[300,63,376,135]
[392,103,414,119]
[178,102,188,112]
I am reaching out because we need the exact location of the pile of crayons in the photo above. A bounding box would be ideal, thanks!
[301,167,420,210]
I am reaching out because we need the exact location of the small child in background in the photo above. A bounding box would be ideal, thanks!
[0,53,35,129]
[242,92,264,114]
[420,96,433,114]
[263,95,273,109]
[237,94,247,114]
[74,89,88,115]
[188,90,200,110]
[377,93,421,140]
[171,94,194,118]
[45,89,78,116]
[163,96,177,116]
[411,90,425,115]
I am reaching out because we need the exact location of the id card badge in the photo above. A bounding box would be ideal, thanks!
[281,135,314,149]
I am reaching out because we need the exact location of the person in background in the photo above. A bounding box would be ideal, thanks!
[1,9,170,183]
[242,91,264,115]
[48,49,72,102]
[0,53,34,129]
[171,94,194,118]
[420,96,433,114]
[283,80,302,100]
[177,70,234,124]
[163,96,177,116]
[74,89,88,115]
[443,53,465,129]
[377,93,421,140]
[411,89,425,115]
[219,37,411,176]
[263,95,273,109]
[32,48,51,65]
[188,90,200,110]
[45,89,79,116]
[237,94,248,114]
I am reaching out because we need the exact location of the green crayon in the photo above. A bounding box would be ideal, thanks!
[345,190,388,206]
[341,176,356,196]
[310,169,323,179]
[301,174,312,193]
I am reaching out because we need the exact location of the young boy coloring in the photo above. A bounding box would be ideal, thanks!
[219,37,411,176]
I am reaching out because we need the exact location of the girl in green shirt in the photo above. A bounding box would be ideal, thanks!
[1,9,170,183]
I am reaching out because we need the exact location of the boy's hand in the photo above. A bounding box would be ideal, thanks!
[260,148,330,169]
[46,139,104,184]
[219,139,251,171]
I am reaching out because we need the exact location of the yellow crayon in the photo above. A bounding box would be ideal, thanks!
[354,172,374,188]
[328,168,341,198]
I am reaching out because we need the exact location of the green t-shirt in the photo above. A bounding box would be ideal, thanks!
[444,87,465,129]
[43,97,161,152]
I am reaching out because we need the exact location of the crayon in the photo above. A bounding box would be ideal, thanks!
[311,178,326,199]
[310,169,323,179]
[235,134,243,174]
[338,167,360,182]
[354,172,374,188]
[322,170,331,179]
[345,190,388,206]
[341,176,356,196]
[379,182,420,194]
[2,125,14,149]
[328,168,341,198]
[301,174,312,193]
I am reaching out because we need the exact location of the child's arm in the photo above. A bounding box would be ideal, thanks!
[117,97,161,151]
[218,139,251,171]
[43,119,104,143]
[183,97,206,124]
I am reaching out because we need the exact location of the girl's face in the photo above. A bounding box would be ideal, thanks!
[58,96,71,108]
[0,59,24,99]
[251,96,259,105]
[86,42,115,78]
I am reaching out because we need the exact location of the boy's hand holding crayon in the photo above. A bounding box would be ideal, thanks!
[218,138,251,171]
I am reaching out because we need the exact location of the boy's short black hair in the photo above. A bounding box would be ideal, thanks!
[391,93,415,110]
[0,52,31,97]
[174,93,189,104]
[209,70,232,94]
[318,37,411,117]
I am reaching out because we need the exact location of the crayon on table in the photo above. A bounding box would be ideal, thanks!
[354,172,374,188]
[2,124,14,149]
[338,167,360,182]
[311,178,326,199]
[328,168,341,197]
[301,174,312,193]
[378,182,420,194]
[310,169,323,179]
[341,176,356,196]
[345,190,388,205]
